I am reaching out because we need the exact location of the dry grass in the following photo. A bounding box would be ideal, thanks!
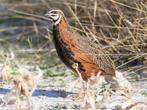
[0,0,147,110]
[0,53,43,110]
[12,68,42,110]
[0,0,146,74]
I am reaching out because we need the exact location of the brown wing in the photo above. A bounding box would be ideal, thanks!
[69,29,115,76]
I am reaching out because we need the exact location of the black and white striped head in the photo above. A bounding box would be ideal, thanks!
[45,9,64,25]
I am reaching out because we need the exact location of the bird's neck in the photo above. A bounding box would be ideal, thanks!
[53,16,69,42]
[52,16,69,45]
[55,16,68,29]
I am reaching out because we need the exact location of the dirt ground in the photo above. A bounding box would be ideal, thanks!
[0,70,147,110]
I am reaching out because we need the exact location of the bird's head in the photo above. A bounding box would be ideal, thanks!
[45,9,64,25]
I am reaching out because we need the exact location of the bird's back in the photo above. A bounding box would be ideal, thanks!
[69,28,115,76]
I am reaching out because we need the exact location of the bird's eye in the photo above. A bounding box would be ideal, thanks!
[51,14,57,17]
[52,11,58,14]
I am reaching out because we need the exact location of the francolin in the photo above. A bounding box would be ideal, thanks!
[45,9,120,110]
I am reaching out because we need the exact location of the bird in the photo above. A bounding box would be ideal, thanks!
[45,9,118,110]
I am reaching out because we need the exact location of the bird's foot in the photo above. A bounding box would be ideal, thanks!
[72,87,85,101]
[87,90,96,110]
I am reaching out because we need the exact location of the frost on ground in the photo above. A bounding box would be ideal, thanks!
[0,67,147,110]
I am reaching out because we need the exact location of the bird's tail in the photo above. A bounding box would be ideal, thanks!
[115,71,132,93]
[104,71,132,93]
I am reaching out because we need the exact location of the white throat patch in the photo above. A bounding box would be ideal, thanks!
[54,16,62,25]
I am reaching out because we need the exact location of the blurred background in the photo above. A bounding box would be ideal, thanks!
[0,0,146,80]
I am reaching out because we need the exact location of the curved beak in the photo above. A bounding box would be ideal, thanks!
[45,11,52,20]
[45,11,50,17]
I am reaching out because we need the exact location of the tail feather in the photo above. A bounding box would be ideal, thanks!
[115,71,132,92]
[104,71,133,93]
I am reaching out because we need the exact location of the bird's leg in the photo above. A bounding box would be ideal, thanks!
[86,78,96,110]
[72,63,83,83]
[85,71,102,110]
[72,63,85,99]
